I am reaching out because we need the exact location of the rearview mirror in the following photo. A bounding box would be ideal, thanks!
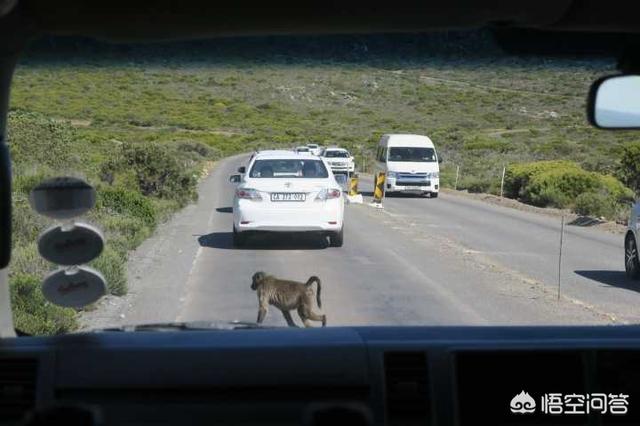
[237,166,246,174]
[589,75,640,129]
[229,174,241,183]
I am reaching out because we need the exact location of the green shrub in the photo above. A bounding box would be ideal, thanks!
[600,174,635,204]
[7,112,80,173]
[438,164,456,188]
[96,186,157,227]
[530,187,571,209]
[505,160,634,218]
[175,140,218,159]
[462,136,510,153]
[100,142,198,205]
[12,198,49,248]
[459,176,491,193]
[10,243,50,278]
[10,274,77,335]
[90,246,127,296]
[100,215,152,249]
[523,168,601,206]
[574,192,615,218]
[504,160,581,199]
[534,138,575,156]
[618,142,640,194]
[13,169,55,195]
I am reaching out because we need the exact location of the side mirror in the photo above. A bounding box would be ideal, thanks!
[588,75,640,129]
[229,174,242,183]
[438,156,443,164]
[237,166,246,174]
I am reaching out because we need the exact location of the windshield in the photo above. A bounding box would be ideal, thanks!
[249,159,329,178]
[6,32,636,336]
[388,147,436,162]
[324,150,350,158]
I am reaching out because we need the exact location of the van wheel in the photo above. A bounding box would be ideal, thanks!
[329,228,344,247]
[625,234,640,279]
[431,192,439,198]
[233,226,246,248]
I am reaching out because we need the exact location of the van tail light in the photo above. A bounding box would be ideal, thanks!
[236,188,262,201]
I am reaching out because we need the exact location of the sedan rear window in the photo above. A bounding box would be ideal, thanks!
[249,159,329,178]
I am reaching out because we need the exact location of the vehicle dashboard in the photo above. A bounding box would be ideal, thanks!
[3,326,640,425]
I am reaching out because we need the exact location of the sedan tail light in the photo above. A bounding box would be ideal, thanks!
[236,188,262,201]
[315,188,342,201]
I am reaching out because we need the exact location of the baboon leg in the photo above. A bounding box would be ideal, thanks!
[298,306,325,328]
[297,306,311,328]
[281,310,297,327]
[307,311,326,325]
[257,306,268,324]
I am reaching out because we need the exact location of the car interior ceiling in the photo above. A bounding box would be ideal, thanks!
[4,1,640,426]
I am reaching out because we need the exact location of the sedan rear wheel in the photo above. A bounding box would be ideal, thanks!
[625,234,640,279]
[329,227,344,247]
[233,226,246,248]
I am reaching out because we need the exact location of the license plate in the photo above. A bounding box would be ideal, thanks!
[270,192,306,202]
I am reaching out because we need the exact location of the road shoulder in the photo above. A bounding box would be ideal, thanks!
[78,158,233,331]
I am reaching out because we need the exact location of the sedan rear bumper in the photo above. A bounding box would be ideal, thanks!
[234,201,344,233]
[237,224,341,232]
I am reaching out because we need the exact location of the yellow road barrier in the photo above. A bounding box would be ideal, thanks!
[373,172,385,204]
[349,175,359,196]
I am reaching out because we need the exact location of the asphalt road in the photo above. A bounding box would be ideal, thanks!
[81,155,640,330]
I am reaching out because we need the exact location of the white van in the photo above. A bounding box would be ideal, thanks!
[374,134,441,198]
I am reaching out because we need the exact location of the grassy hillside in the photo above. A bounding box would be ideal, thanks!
[7,33,637,334]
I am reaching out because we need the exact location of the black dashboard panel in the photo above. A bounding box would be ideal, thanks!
[3,326,640,425]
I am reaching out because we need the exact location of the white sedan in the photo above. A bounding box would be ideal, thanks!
[231,151,345,247]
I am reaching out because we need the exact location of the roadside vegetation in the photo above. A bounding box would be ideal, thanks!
[7,32,638,334]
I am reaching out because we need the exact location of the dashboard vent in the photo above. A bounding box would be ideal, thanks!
[0,358,38,421]
[384,352,430,426]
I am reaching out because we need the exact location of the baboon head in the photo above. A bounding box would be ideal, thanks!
[251,271,267,290]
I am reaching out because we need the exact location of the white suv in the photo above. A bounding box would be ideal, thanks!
[231,151,345,247]
[321,147,355,176]
[626,202,640,278]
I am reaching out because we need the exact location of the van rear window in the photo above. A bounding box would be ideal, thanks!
[388,147,436,162]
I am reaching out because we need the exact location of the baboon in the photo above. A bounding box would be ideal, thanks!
[251,271,327,327]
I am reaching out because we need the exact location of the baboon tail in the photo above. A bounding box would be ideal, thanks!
[306,276,322,308]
